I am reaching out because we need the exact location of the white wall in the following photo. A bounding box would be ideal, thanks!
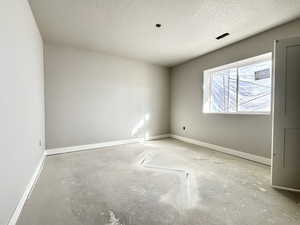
[45,44,170,149]
[170,19,300,158]
[0,1,45,224]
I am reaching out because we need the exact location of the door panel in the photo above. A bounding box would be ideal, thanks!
[286,45,300,114]
[272,37,300,191]
[284,128,300,169]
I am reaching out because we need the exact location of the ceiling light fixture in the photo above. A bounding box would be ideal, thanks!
[216,33,230,40]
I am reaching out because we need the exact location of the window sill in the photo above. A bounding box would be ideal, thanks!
[202,112,271,115]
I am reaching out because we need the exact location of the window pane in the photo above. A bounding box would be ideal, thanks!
[211,68,237,112]
[203,53,272,114]
[238,60,272,112]
[228,71,237,112]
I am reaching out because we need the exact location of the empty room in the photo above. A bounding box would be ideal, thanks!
[2,0,300,225]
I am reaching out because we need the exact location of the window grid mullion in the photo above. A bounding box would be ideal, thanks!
[236,67,239,113]
[227,72,230,112]
[209,73,212,112]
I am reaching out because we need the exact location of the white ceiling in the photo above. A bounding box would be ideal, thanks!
[29,0,300,66]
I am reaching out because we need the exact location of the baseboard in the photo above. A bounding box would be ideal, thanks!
[272,185,300,193]
[45,134,171,156]
[170,134,271,166]
[46,134,271,165]
[8,153,45,225]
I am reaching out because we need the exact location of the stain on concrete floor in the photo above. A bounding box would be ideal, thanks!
[17,139,300,225]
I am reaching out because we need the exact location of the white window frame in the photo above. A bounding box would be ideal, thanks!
[203,52,272,115]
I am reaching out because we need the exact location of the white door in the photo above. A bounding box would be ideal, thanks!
[272,37,300,192]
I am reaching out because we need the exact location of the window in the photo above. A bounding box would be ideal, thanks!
[203,53,272,114]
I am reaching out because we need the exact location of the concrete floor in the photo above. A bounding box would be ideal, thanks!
[17,139,300,225]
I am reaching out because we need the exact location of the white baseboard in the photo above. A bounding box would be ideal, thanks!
[45,134,171,156]
[170,134,271,166]
[46,133,271,165]
[8,153,45,225]
[272,185,300,193]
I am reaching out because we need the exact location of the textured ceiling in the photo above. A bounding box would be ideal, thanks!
[29,0,300,66]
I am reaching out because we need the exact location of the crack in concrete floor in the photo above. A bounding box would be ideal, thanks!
[138,152,193,210]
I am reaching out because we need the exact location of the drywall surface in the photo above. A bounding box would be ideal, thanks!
[170,19,300,158]
[45,44,170,149]
[0,1,45,224]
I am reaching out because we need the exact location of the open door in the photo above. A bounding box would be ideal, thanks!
[272,37,300,192]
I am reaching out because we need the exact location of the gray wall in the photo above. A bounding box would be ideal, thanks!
[45,44,170,149]
[0,1,45,224]
[170,19,300,158]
